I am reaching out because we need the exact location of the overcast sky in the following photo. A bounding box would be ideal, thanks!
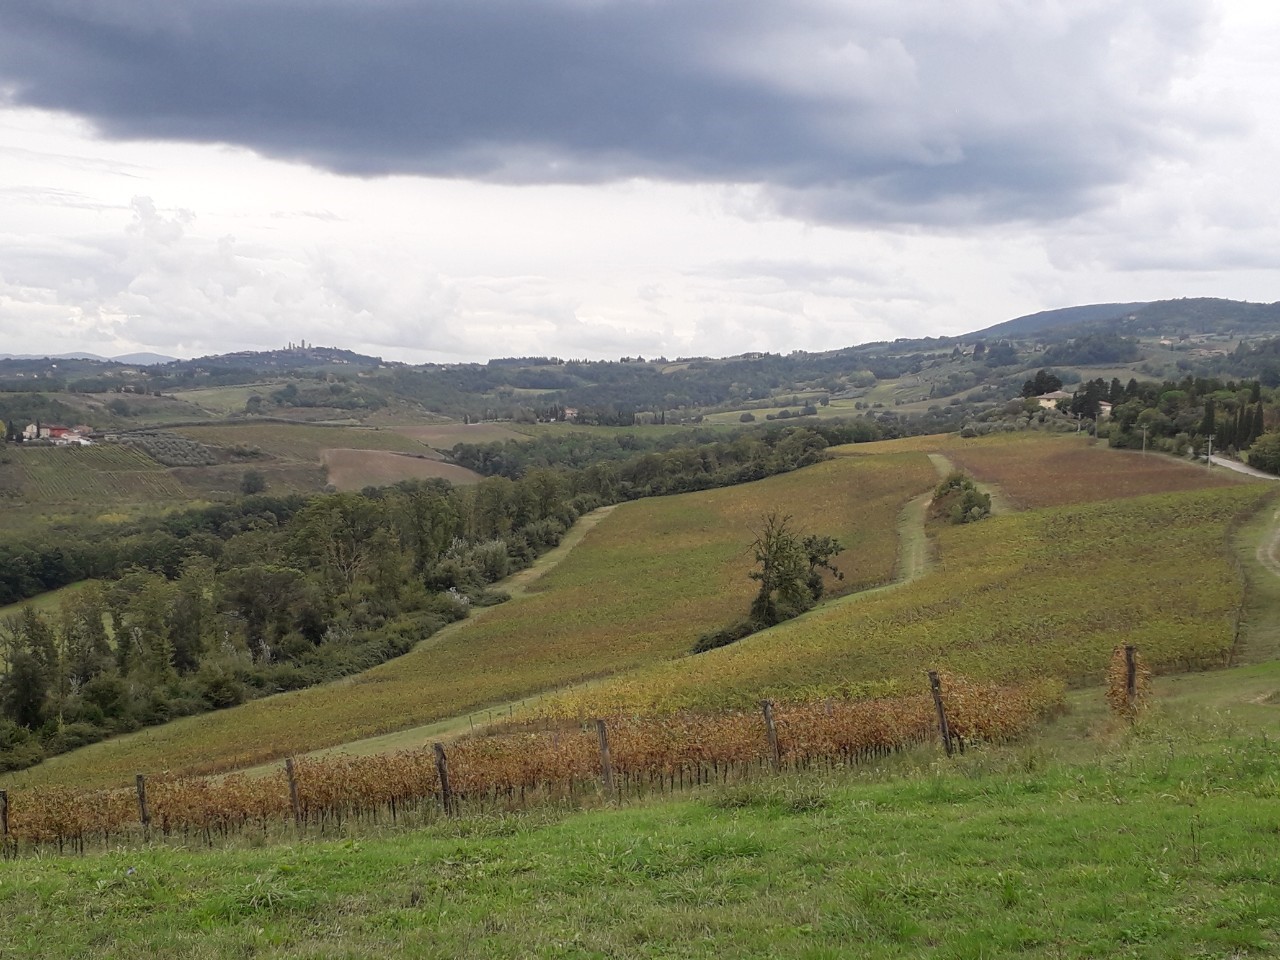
[0,0,1277,364]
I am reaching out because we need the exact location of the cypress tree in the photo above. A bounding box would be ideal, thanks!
[1200,399,1216,438]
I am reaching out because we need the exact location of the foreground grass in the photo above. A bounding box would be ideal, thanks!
[4,707,1280,958]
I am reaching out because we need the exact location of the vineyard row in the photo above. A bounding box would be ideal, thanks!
[0,674,1063,854]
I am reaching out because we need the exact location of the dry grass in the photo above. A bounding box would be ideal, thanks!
[321,449,482,490]
[389,423,527,448]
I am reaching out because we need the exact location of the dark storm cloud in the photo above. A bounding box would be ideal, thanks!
[0,0,1215,225]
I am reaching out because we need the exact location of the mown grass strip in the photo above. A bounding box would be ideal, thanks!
[3,718,1279,959]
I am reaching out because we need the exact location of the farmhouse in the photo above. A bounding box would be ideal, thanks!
[22,422,95,444]
[1034,391,1073,410]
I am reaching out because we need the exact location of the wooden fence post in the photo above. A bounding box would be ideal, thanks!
[761,700,781,772]
[433,742,454,816]
[285,758,302,829]
[135,774,150,834]
[927,671,954,757]
[1124,645,1137,713]
[0,789,8,840]
[596,719,614,796]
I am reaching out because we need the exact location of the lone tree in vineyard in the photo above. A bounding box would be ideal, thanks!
[748,512,844,627]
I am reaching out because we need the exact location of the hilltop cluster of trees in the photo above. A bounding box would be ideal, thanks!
[1091,375,1268,457]
[1041,334,1142,367]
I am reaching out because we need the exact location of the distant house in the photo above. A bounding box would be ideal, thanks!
[1034,391,1073,410]
[1097,401,1113,419]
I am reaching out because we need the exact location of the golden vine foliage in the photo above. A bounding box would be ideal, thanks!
[1105,645,1151,721]
[4,676,1062,851]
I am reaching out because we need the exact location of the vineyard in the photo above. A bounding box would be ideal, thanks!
[7,444,188,504]
[835,432,1247,507]
[1,452,939,791]
[537,483,1274,717]
[1,675,1062,854]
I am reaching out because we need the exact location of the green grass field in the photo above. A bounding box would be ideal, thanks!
[4,690,1280,959]
[0,579,101,624]
[168,383,290,415]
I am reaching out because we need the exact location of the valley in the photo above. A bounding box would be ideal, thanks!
[6,302,1280,957]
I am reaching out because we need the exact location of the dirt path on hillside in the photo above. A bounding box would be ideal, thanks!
[280,469,961,765]
[1257,506,1280,580]
[1223,495,1280,667]
[357,454,1008,747]
[1210,454,1280,481]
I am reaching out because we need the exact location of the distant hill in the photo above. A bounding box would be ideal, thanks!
[0,352,177,364]
[968,298,1280,341]
[115,352,178,366]
[967,303,1151,340]
[169,345,384,372]
[0,352,112,362]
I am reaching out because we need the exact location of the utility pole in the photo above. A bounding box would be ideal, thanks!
[1206,434,1214,469]
[1142,425,1148,454]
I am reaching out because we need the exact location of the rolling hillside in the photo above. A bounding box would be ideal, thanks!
[2,451,937,790]
[5,432,1270,793]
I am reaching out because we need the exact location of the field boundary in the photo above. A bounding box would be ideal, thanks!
[1233,498,1280,665]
